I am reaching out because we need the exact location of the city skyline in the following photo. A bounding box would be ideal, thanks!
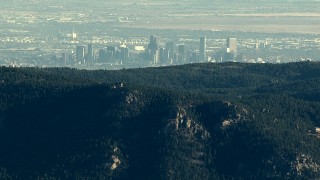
[0,0,319,69]
[67,35,242,67]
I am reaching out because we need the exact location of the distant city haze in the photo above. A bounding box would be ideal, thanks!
[0,0,319,69]
[1,0,319,34]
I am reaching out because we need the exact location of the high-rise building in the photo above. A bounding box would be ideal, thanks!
[76,45,85,63]
[159,47,165,64]
[225,38,237,61]
[87,43,93,63]
[61,52,67,65]
[148,35,158,51]
[178,44,185,63]
[199,36,206,62]
[165,41,174,63]
[98,49,106,62]
[120,47,130,63]
[107,46,116,56]
[106,46,117,62]
[147,35,159,63]
[163,49,171,64]
[153,50,160,64]
[227,38,237,52]
[105,51,114,62]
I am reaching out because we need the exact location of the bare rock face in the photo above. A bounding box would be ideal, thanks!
[163,106,210,141]
[158,105,213,179]
[220,101,249,129]
[108,147,121,171]
[290,153,320,177]
[156,100,253,179]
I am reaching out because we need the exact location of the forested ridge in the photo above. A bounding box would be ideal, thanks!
[1,62,320,179]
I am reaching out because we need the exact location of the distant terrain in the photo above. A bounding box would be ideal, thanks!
[122,15,320,34]
[1,62,320,179]
[116,0,320,34]
[1,0,320,34]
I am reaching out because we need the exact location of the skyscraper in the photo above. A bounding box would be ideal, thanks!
[165,41,174,63]
[98,49,106,62]
[199,36,206,62]
[61,52,67,65]
[153,50,160,64]
[107,46,116,56]
[76,45,85,63]
[147,35,159,63]
[120,47,129,64]
[178,44,185,63]
[159,47,165,64]
[226,38,237,61]
[148,35,158,51]
[227,38,237,52]
[87,43,93,63]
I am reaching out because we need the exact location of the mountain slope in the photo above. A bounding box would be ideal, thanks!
[0,62,320,179]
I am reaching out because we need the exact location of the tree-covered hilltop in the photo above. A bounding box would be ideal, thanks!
[0,61,320,179]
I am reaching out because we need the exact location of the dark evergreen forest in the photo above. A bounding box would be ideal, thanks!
[1,62,320,179]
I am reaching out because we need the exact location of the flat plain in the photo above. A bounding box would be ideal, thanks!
[114,0,320,34]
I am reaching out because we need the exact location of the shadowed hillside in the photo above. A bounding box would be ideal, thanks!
[1,62,320,179]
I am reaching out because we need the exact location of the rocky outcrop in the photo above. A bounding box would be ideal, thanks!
[220,101,250,129]
[290,153,320,177]
[163,106,210,141]
[105,147,122,171]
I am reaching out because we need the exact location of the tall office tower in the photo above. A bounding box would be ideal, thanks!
[115,49,121,60]
[148,35,158,51]
[119,47,129,63]
[98,49,106,62]
[178,44,185,63]
[225,38,237,61]
[163,49,170,64]
[61,52,67,65]
[227,37,237,52]
[107,46,117,62]
[159,47,167,64]
[105,51,114,62]
[107,46,116,56]
[124,47,129,62]
[76,45,85,63]
[147,35,159,63]
[153,50,160,64]
[165,41,174,62]
[199,36,206,62]
[87,43,93,63]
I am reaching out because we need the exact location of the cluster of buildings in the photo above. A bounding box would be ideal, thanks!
[63,36,238,67]
[1,1,319,69]
[3,29,319,69]
[73,44,129,65]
